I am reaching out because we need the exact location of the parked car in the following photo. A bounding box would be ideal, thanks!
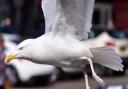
[3,35,58,86]
[58,67,82,80]
[88,29,128,58]
[86,29,128,75]
[59,29,128,77]
[6,60,58,86]
[57,29,128,78]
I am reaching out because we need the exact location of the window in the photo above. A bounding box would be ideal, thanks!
[92,3,112,28]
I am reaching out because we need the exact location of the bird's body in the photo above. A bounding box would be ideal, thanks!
[26,35,92,68]
[5,0,124,89]
[31,0,94,68]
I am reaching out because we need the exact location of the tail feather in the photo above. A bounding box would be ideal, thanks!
[90,47,124,71]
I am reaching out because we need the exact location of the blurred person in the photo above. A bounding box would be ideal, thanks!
[0,34,6,89]
[0,34,10,89]
[1,17,17,34]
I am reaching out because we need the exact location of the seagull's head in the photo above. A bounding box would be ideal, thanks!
[5,39,34,63]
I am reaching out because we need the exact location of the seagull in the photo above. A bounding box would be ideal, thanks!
[5,0,123,89]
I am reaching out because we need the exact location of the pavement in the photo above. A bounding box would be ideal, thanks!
[12,75,128,89]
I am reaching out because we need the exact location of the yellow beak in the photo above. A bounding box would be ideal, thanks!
[5,52,17,64]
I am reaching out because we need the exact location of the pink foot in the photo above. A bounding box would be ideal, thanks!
[93,74,106,86]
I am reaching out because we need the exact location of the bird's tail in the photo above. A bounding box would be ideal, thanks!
[90,46,124,71]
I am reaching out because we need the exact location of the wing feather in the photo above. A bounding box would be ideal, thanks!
[42,0,56,33]
[42,0,95,40]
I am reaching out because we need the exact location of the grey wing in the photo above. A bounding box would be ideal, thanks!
[54,0,95,40]
[41,0,56,33]
[42,0,95,40]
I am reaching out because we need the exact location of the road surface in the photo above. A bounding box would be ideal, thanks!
[12,75,128,89]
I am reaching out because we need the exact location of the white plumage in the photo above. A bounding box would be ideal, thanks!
[42,0,94,40]
[5,0,124,89]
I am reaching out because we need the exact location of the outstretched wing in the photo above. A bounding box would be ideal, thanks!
[42,0,56,33]
[42,0,95,40]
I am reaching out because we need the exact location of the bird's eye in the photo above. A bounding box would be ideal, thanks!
[19,47,24,50]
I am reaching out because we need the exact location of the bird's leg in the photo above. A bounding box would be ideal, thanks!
[80,57,106,86]
[84,73,90,89]
[82,70,90,89]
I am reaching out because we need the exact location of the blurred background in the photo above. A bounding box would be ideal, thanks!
[0,0,128,89]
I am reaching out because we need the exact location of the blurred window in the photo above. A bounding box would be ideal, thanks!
[92,10,101,25]
[92,3,112,28]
